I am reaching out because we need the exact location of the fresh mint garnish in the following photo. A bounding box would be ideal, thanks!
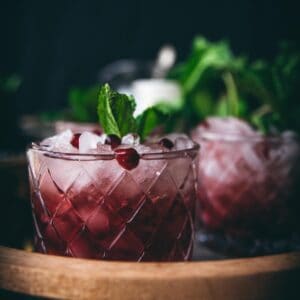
[98,84,137,137]
[136,107,167,141]
[98,83,174,140]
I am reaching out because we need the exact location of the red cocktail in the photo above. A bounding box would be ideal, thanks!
[27,131,199,261]
[192,117,300,255]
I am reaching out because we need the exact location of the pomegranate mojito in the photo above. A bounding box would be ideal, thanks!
[192,117,300,254]
[27,129,198,261]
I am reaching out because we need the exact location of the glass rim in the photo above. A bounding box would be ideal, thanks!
[194,129,299,143]
[29,142,200,161]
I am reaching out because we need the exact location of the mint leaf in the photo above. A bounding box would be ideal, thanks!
[178,37,234,94]
[169,36,248,129]
[97,84,174,139]
[97,84,137,137]
[222,72,239,116]
[136,107,167,141]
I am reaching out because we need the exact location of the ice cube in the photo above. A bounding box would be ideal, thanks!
[79,132,105,153]
[165,134,194,150]
[134,144,156,154]
[43,156,82,193]
[121,133,140,145]
[199,117,257,137]
[130,153,168,193]
[175,137,195,150]
[97,134,107,145]
[163,133,187,144]
[41,130,75,153]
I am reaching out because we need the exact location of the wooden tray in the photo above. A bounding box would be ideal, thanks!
[0,246,299,300]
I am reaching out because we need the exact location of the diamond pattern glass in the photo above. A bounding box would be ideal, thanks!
[27,146,198,261]
[192,131,300,240]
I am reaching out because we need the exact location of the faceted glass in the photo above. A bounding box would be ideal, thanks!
[27,144,199,261]
[192,130,300,242]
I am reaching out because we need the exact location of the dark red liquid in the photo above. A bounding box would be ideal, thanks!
[30,158,196,261]
[193,133,300,239]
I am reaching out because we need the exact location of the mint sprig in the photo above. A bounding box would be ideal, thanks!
[136,107,167,140]
[169,36,300,134]
[68,85,99,122]
[98,84,137,137]
[97,84,171,140]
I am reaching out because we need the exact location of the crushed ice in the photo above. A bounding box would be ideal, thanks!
[40,130,197,154]
[40,129,75,152]
[79,132,105,153]
[121,133,140,145]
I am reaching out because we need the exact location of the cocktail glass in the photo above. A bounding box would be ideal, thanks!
[27,143,199,261]
[192,127,300,255]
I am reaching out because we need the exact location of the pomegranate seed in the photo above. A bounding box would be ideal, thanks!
[159,138,174,149]
[115,148,140,170]
[71,133,81,149]
[92,129,102,136]
[105,134,121,149]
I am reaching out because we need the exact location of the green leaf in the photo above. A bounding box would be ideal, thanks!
[169,36,250,129]
[136,107,167,141]
[97,84,137,137]
[153,95,184,114]
[69,89,89,122]
[0,74,22,93]
[215,97,229,117]
[251,108,282,134]
[222,72,239,116]
[179,36,234,93]
[168,36,300,134]
[189,90,215,119]
[68,86,99,122]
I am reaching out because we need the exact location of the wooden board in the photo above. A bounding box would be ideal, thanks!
[0,246,300,300]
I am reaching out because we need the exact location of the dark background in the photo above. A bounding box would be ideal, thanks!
[1,0,299,140]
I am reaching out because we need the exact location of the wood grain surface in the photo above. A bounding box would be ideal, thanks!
[0,246,299,300]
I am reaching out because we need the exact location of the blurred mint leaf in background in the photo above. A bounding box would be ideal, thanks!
[169,36,300,134]
[68,85,99,122]
[0,74,22,93]
[169,36,249,129]
[174,37,234,94]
